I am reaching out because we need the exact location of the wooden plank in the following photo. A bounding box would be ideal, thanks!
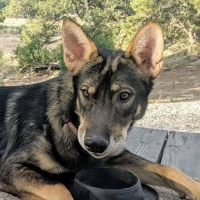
[125,127,168,163]
[161,131,200,178]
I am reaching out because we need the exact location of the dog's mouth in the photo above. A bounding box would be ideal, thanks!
[87,151,109,159]
[78,131,126,159]
[87,146,125,159]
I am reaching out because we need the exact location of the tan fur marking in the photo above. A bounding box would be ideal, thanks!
[111,83,120,92]
[78,116,88,135]
[88,86,96,94]
[37,153,66,174]
[29,122,35,127]
[134,104,142,118]
[19,183,73,200]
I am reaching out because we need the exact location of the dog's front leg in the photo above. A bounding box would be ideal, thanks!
[104,149,200,200]
[0,163,73,200]
[19,184,73,200]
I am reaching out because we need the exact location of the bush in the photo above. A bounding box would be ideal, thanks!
[0,10,5,22]
[15,21,61,72]
[0,50,3,59]
[15,36,60,71]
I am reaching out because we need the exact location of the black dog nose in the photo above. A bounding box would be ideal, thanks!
[84,137,109,153]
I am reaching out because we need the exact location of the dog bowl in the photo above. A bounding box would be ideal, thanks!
[70,167,147,200]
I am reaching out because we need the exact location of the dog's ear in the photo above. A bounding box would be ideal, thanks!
[62,18,98,74]
[125,22,164,79]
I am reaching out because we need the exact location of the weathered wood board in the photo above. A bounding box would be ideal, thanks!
[161,131,200,178]
[126,127,168,163]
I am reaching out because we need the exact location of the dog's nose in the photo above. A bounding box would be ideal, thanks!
[84,137,109,153]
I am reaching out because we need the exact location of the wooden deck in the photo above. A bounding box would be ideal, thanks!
[126,127,200,179]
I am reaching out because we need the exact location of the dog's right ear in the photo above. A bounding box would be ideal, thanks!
[62,18,98,75]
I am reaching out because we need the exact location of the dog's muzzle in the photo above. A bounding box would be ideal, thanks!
[84,137,109,154]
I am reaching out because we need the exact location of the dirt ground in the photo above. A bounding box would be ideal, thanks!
[149,63,200,102]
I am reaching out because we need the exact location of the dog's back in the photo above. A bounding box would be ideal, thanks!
[0,86,17,157]
[0,82,51,159]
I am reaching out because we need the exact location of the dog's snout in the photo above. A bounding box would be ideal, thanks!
[84,137,109,154]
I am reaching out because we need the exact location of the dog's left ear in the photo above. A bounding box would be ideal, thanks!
[62,18,98,74]
[125,22,164,79]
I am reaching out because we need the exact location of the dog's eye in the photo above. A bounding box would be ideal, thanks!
[119,92,130,101]
[82,89,89,98]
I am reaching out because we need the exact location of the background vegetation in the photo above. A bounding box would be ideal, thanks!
[0,0,200,71]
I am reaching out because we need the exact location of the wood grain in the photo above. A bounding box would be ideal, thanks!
[161,131,200,178]
[126,127,168,163]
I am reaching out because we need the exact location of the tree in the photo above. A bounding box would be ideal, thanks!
[0,0,10,21]
[3,0,69,70]
[159,0,200,45]
[118,0,160,49]
[4,0,132,48]
[3,0,132,70]
[121,0,200,46]
[0,0,10,9]
[15,21,61,70]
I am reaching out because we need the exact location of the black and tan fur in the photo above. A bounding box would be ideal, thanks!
[0,18,200,200]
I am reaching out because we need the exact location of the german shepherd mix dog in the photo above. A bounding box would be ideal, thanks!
[0,18,200,200]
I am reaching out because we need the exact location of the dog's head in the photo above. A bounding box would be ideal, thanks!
[62,18,164,159]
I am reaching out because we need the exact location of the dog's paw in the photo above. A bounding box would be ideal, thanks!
[179,192,186,199]
[179,181,200,200]
[161,167,200,200]
[190,182,200,200]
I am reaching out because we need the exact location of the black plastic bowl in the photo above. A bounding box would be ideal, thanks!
[71,167,145,200]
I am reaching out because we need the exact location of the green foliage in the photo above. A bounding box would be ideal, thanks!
[58,46,65,71]
[0,49,3,59]
[125,0,200,46]
[0,0,10,9]
[0,0,9,21]
[0,81,4,86]
[0,11,5,22]
[15,21,60,71]
[69,0,133,48]
[157,0,200,45]
[4,0,67,19]
[3,0,133,71]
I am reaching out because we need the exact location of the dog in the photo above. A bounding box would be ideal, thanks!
[0,17,200,200]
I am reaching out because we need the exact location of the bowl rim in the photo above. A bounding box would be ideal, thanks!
[74,167,142,192]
